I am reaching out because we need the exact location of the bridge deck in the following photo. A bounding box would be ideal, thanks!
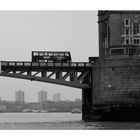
[0,61,92,89]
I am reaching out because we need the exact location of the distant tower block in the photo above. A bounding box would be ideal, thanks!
[53,93,61,102]
[98,11,140,58]
[15,90,25,103]
[38,90,47,103]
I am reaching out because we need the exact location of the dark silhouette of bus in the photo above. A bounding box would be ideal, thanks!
[32,51,72,62]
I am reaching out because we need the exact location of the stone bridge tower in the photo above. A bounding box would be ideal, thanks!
[83,11,140,121]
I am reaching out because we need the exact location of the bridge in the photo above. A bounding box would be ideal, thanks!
[0,56,94,121]
[0,61,92,89]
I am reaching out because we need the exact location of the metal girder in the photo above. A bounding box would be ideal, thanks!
[18,70,27,75]
[62,71,75,80]
[32,71,40,76]
[77,71,90,82]
[0,72,91,89]
[3,70,12,73]
[0,63,92,89]
[47,70,58,78]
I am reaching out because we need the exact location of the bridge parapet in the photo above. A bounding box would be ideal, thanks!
[1,61,92,68]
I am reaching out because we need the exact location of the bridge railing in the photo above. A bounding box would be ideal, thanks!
[0,61,92,68]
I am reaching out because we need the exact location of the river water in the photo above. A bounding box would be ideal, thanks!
[0,112,140,129]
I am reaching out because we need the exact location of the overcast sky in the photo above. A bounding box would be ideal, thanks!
[0,11,98,102]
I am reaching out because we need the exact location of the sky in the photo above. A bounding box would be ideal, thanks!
[0,11,98,102]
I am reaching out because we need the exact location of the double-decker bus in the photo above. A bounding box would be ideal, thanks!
[32,51,72,62]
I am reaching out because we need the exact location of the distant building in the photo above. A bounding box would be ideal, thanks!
[53,93,61,102]
[65,100,71,103]
[27,102,41,110]
[15,90,24,103]
[38,90,47,103]
[74,98,81,103]
[0,105,7,112]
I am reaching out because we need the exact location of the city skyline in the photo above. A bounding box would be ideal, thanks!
[0,90,81,102]
[0,11,98,102]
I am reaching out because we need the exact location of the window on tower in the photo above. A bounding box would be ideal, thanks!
[133,38,140,45]
[125,37,130,45]
[125,29,130,35]
[133,23,140,35]
[124,18,130,26]
[110,48,125,55]
[129,48,137,56]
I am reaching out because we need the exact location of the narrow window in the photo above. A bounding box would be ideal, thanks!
[33,52,38,56]
[133,38,140,45]
[138,39,140,44]
[124,18,130,26]
[133,23,140,35]
[125,38,130,45]
[126,39,129,44]
[125,29,129,35]
[134,39,137,44]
